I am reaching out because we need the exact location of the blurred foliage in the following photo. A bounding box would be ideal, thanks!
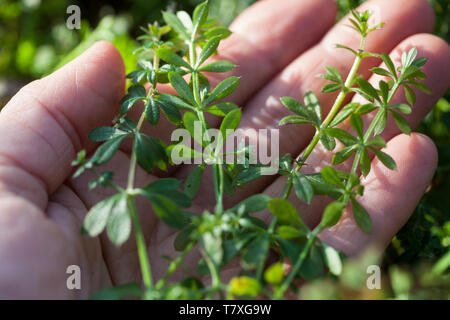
[0,0,448,299]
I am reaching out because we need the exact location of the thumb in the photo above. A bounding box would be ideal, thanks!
[0,41,125,209]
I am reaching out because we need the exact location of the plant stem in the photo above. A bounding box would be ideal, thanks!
[275,228,320,299]
[128,196,153,292]
[155,242,195,290]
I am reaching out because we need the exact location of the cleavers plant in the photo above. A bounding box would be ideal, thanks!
[72,2,430,300]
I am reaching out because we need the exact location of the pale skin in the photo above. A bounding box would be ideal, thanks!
[0,0,449,299]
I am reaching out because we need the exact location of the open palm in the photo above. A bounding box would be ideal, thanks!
[0,0,449,299]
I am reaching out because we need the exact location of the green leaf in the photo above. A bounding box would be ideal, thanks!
[370,147,397,171]
[280,96,312,119]
[329,103,359,127]
[278,225,307,240]
[106,195,131,246]
[321,244,342,276]
[242,235,270,268]
[406,81,431,94]
[157,47,191,69]
[292,172,314,204]
[204,27,231,40]
[320,132,336,151]
[174,224,196,251]
[324,128,358,146]
[360,148,371,177]
[219,108,241,142]
[120,85,146,114]
[356,78,380,102]
[371,67,392,78]
[336,44,358,55]
[199,60,235,73]
[144,98,160,125]
[205,102,238,116]
[184,165,204,199]
[264,262,284,285]
[91,135,127,165]
[351,198,372,233]
[233,194,272,213]
[168,72,196,106]
[320,166,344,188]
[197,37,220,68]
[162,11,189,39]
[138,189,187,229]
[158,99,182,125]
[350,114,364,138]
[324,66,343,83]
[332,145,357,165]
[356,103,378,115]
[389,103,412,115]
[134,133,167,171]
[268,198,304,228]
[319,201,345,229]
[183,112,204,145]
[390,110,411,135]
[299,245,325,280]
[373,110,387,136]
[88,127,128,142]
[380,52,397,80]
[192,1,209,33]
[404,85,416,106]
[379,80,389,103]
[304,91,322,123]
[83,194,121,237]
[202,231,223,266]
[322,83,341,93]
[402,47,417,69]
[279,115,317,127]
[157,93,195,111]
[207,76,240,104]
[367,135,387,148]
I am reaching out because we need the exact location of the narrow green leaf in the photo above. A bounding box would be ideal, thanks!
[204,26,231,40]
[205,102,238,116]
[322,83,342,93]
[280,96,311,119]
[268,198,304,228]
[329,103,359,127]
[304,91,322,123]
[373,110,387,136]
[144,98,160,125]
[157,93,195,111]
[184,165,205,199]
[332,145,357,165]
[356,103,378,115]
[199,60,235,73]
[390,110,411,135]
[321,166,345,188]
[157,48,191,69]
[219,108,241,142]
[197,37,220,68]
[91,135,127,165]
[350,114,364,138]
[88,127,128,142]
[293,172,314,204]
[389,103,412,115]
[321,243,342,276]
[233,194,272,213]
[351,198,372,233]
[320,201,345,229]
[371,67,392,78]
[134,133,167,171]
[360,148,371,177]
[120,85,146,114]
[356,78,380,102]
[278,225,307,240]
[192,1,209,33]
[83,194,120,237]
[106,195,131,246]
[242,235,270,268]
[380,52,397,80]
[324,128,358,146]
[168,72,197,106]
[162,11,189,39]
[406,81,431,94]
[320,132,336,151]
[207,76,240,103]
[370,147,397,171]
[280,115,317,126]
[404,85,416,106]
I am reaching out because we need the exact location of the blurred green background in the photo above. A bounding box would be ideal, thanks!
[0,0,449,298]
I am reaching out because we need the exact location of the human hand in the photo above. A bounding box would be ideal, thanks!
[0,0,448,299]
